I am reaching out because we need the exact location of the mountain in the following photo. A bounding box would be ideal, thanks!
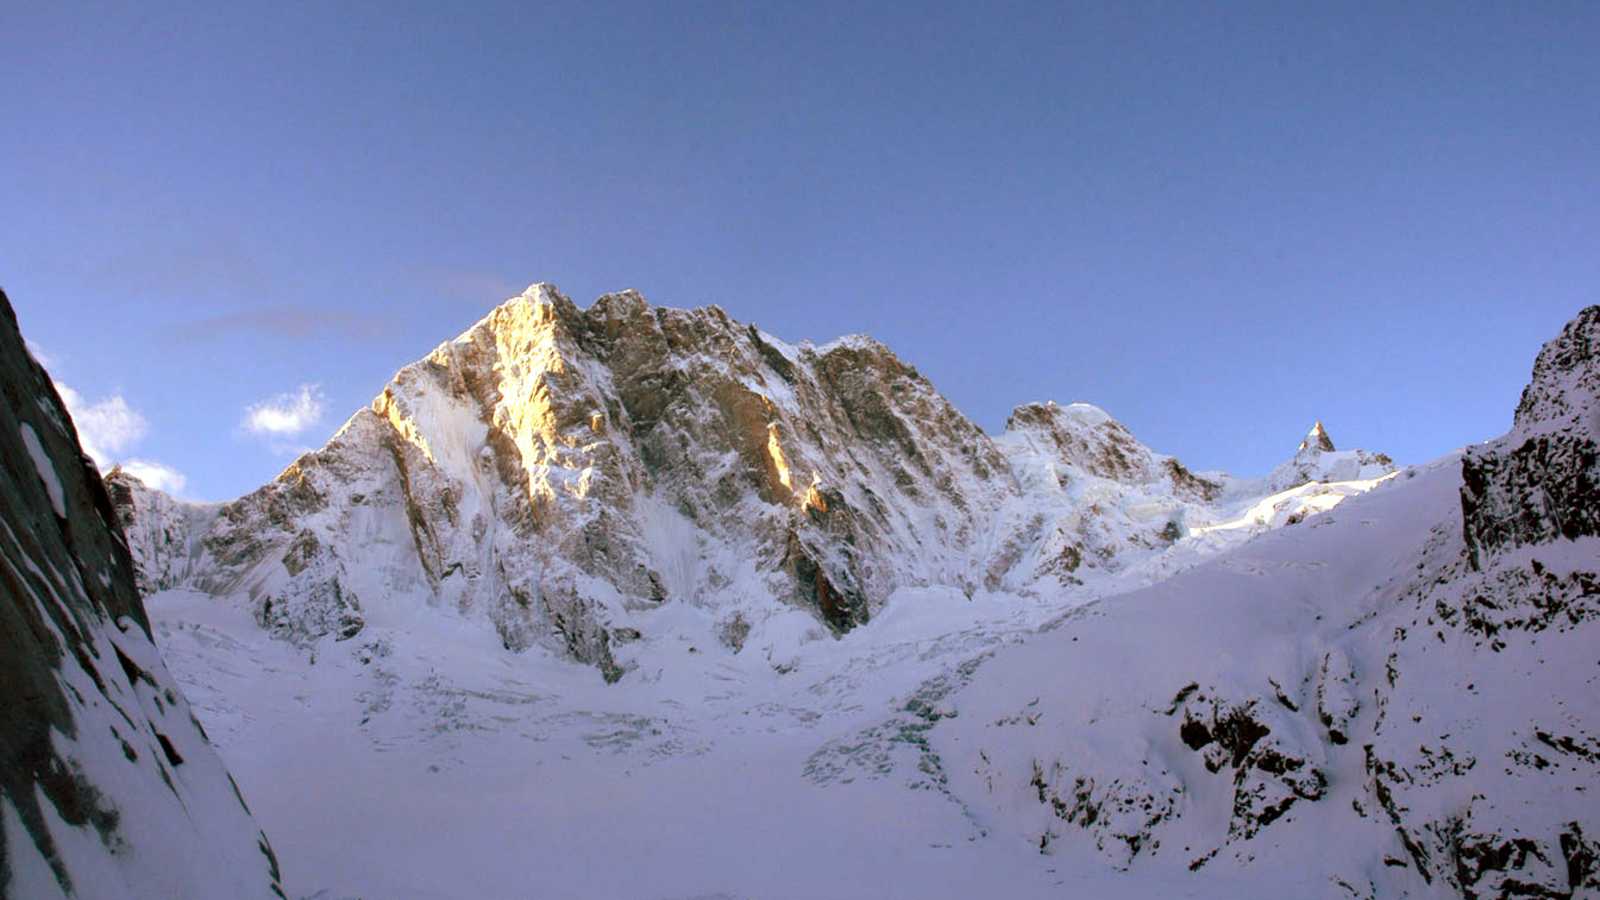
[106,293,1595,899]
[109,284,1395,681]
[926,306,1600,897]
[0,290,284,899]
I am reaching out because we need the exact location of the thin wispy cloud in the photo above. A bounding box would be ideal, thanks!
[172,307,396,343]
[89,229,272,302]
[243,384,326,438]
[421,268,521,305]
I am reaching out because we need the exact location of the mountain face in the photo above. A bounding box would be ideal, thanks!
[103,470,213,597]
[0,291,284,899]
[927,306,1600,898]
[109,284,1395,681]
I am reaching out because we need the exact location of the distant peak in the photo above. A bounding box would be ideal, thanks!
[1298,420,1336,453]
[1006,400,1114,425]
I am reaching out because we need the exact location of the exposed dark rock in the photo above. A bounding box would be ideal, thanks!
[1173,691,1327,843]
[1462,307,1600,568]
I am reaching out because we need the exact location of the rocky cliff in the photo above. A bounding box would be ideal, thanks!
[112,284,1395,680]
[0,290,284,899]
[1461,306,1600,567]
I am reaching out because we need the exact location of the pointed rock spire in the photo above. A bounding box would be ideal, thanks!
[1298,420,1335,453]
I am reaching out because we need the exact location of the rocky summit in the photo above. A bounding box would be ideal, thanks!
[108,284,1395,682]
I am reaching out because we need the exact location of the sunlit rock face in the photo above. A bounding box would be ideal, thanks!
[113,284,1395,678]
[141,286,1016,677]
[0,290,284,900]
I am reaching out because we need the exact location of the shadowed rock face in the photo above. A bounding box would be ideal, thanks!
[1462,306,1600,567]
[0,289,284,899]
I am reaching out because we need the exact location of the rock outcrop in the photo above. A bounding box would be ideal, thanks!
[1461,306,1600,567]
[0,290,284,899]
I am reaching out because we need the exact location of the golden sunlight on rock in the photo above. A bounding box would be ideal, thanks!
[766,422,794,493]
[802,474,828,513]
[374,389,439,465]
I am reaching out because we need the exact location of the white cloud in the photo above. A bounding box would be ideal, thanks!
[243,384,325,437]
[119,459,189,494]
[55,382,149,468]
[53,381,190,496]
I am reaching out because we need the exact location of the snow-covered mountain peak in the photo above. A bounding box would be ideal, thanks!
[1002,400,1203,492]
[922,305,1600,897]
[83,289,1598,899]
[111,286,1401,680]
[104,466,216,595]
[1298,419,1335,452]
[1265,418,1392,493]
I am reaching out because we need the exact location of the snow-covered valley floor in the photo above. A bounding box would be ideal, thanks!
[147,584,1136,900]
[144,574,1348,900]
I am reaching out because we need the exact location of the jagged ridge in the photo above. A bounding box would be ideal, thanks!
[110,284,1396,679]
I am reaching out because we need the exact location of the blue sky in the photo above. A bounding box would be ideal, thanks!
[3,2,1597,500]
